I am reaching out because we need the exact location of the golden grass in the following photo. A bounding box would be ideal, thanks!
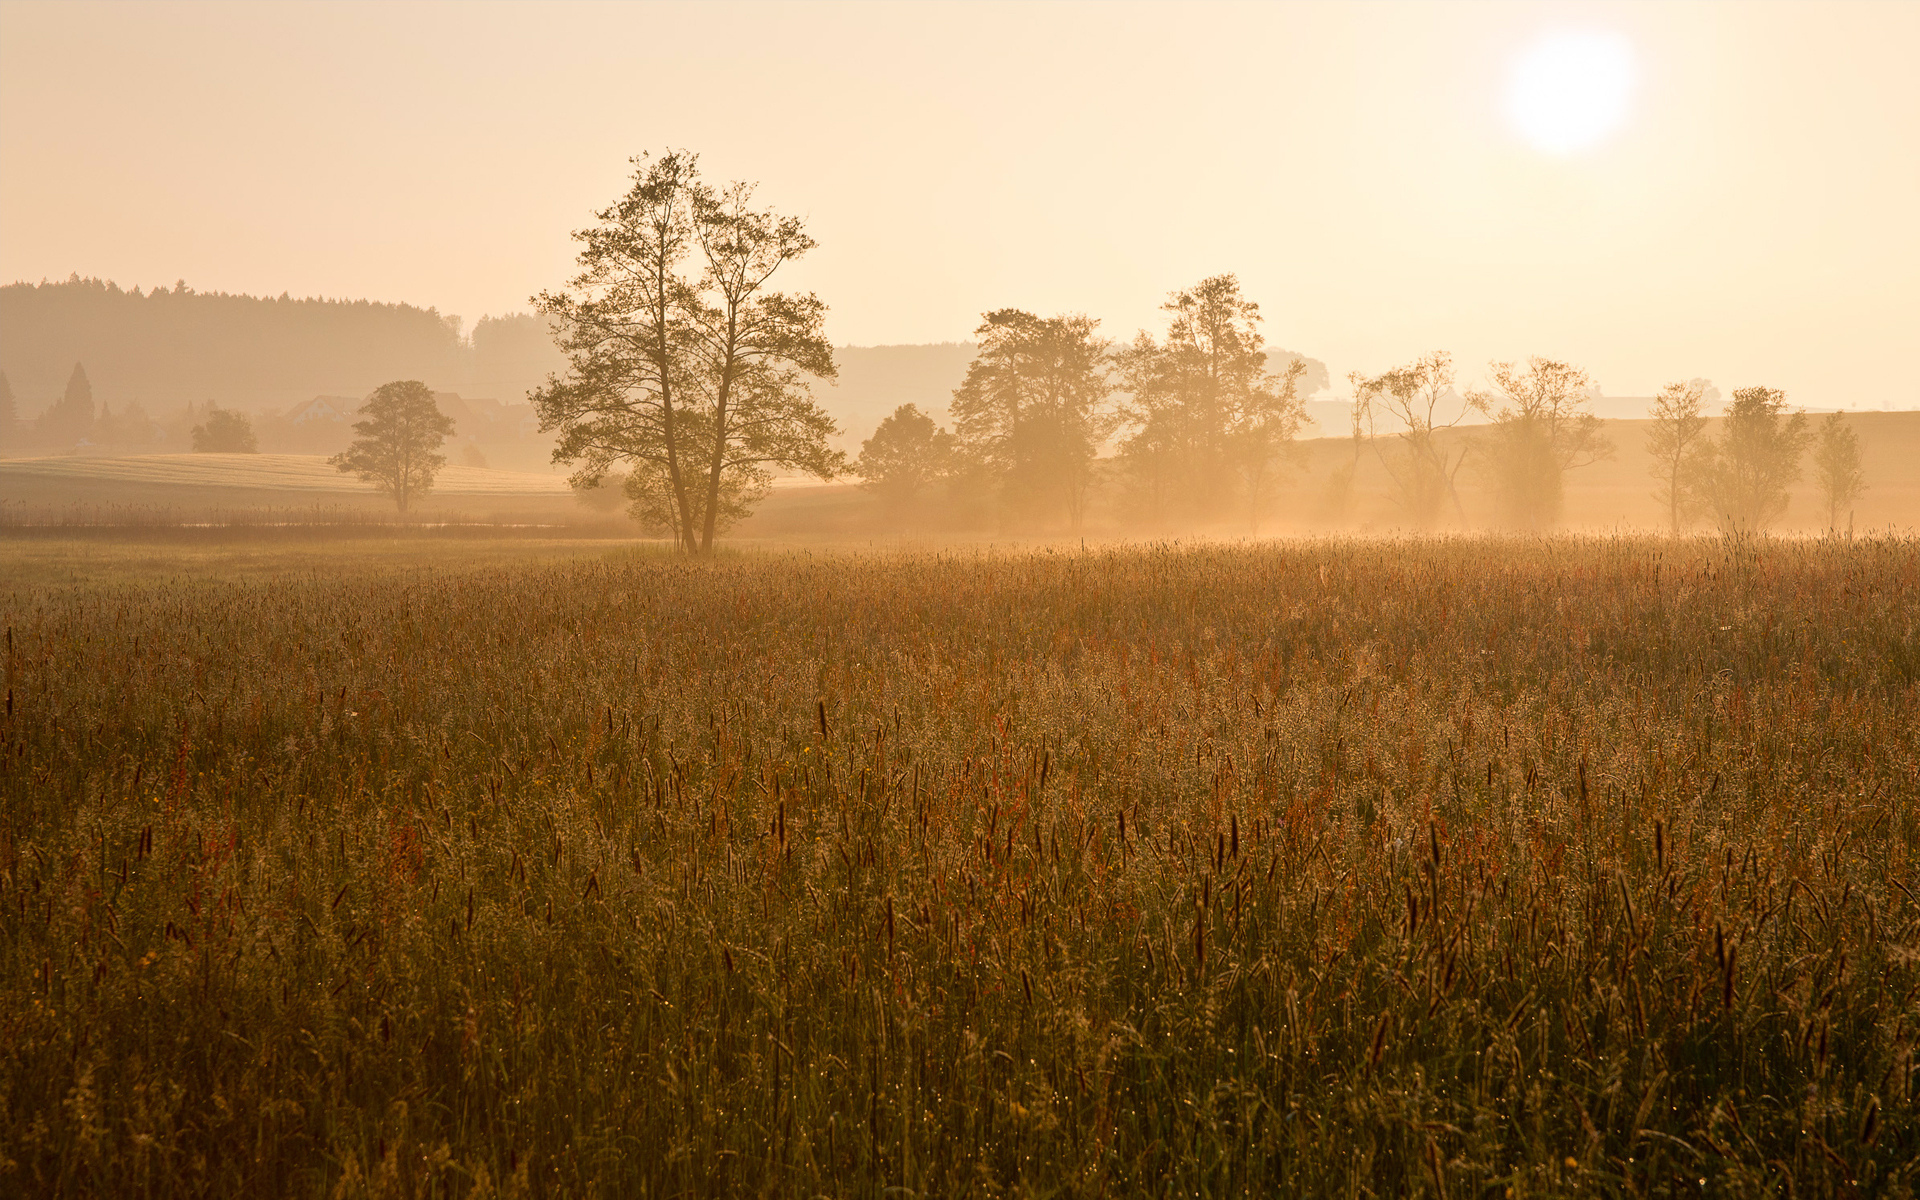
[0,534,1914,1196]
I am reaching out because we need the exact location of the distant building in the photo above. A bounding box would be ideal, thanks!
[285,396,354,426]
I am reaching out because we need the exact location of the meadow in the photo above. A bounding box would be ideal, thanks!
[1,533,1915,1196]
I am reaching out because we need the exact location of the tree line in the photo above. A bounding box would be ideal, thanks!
[531,152,1334,549]
[0,276,563,415]
[0,363,266,454]
[530,150,1867,550]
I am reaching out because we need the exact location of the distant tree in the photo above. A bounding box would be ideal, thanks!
[457,441,489,469]
[190,406,259,453]
[532,151,842,552]
[951,309,1113,531]
[1645,379,1715,533]
[1320,379,1369,524]
[1469,357,1613,529]
[1226,356,1308,532]
[1351,352,1473,526]
[856,404,955,509]
[0,372,16,448]
[1115,275,1307,529]
[1692,386,1811,534]
[35,362,95,446]
[329,381,455,512]
[1811,412,1865,530]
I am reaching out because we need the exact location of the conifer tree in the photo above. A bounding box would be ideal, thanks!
[35,362,95,445]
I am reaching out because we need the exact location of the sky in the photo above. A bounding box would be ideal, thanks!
[2,0,1917,407]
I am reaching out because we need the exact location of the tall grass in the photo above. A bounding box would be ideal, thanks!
[2,535,1915,1196]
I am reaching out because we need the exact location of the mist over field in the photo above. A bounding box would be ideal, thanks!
[2,1,1917,1196]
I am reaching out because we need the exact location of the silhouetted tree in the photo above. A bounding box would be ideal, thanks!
[1693,386,1810,534]
[856,404,954,510]
[533,151,841,552]
[1811,412,1865,531]
[330,381,454,512]
[1351,352,1473,526]
[951,310,1112,531]
[1470,358,1613,529]
[1645,379,1715,533]
[1116,275,1307,529]
[35,363,95,446]
[191,406,259,452]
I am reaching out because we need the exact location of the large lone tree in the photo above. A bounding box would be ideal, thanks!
[531,151,841,553]
[330,380,456,513]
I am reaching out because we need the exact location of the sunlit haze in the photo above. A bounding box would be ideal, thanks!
[3,1,1918,406]
[1505,30,1638,156]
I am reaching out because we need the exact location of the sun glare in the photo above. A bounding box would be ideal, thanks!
[1504,30,1638,157]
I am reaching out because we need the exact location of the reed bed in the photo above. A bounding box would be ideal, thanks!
[1,535,1915,1197]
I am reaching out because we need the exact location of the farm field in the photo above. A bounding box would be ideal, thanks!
[0,454,573,495]
[1,534,1916,1196]
[0,454,594,531]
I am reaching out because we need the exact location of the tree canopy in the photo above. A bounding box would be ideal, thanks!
[1811,411,1865,530]
[1351,352,1473,526]
[329,381,456,513]
[1693,386,1810,534]
[950,309,1112,531]
[1470,357,1613,530]
[190,406,258,453]
[1645,379,1715,533]
[1116,275,1307,529]
[531,150,841,552]
[856,404,955,509]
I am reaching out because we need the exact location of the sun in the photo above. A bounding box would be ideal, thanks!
[1504,30,1638,157]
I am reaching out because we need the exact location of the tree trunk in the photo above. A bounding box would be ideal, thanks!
[699,320,742,555]
[655,258,699,556]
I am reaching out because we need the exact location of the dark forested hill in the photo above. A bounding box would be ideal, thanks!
[0,276,978,451]
[0,277,570,416]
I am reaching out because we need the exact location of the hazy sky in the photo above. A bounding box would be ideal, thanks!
[3,0,1917,406]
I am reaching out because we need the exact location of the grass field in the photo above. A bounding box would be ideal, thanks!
[1,533,1916,1196]
[0,454,587,531]
[0,454,574,495]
